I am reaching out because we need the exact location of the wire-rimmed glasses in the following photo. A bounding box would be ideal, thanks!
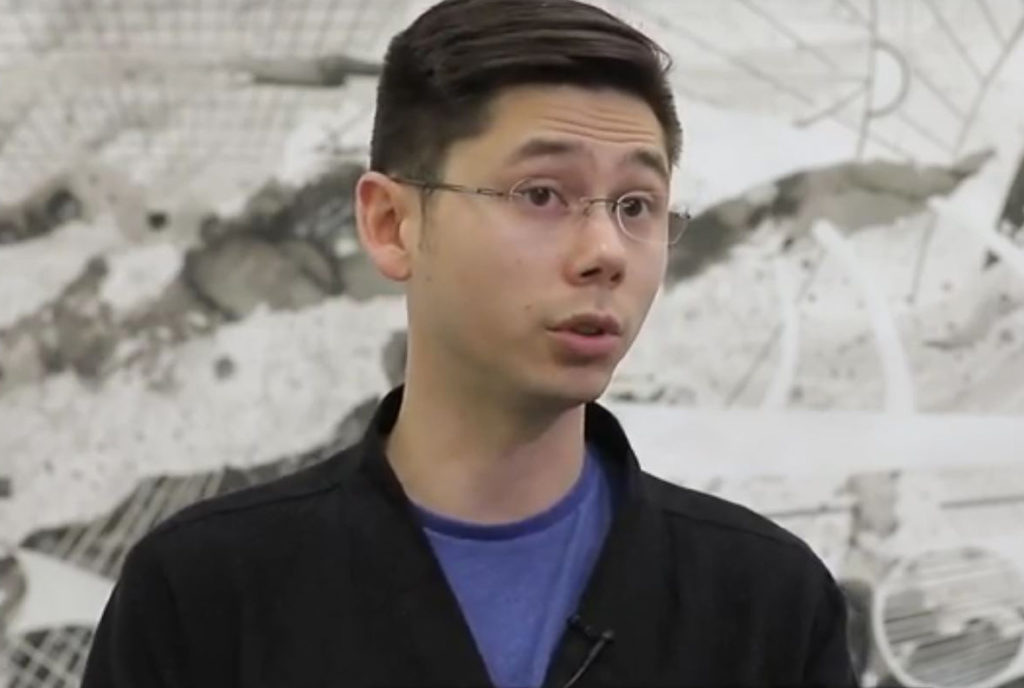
[391,176,690,245]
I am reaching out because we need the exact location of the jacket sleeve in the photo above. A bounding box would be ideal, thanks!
[81,538,193,688]
[802,575,860,687]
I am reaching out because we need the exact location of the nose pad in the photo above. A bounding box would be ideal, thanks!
[579,199,619,234]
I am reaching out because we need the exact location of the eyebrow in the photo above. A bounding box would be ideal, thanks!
[502,138,670,184]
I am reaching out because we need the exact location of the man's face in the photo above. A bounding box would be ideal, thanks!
[406,84,671,407]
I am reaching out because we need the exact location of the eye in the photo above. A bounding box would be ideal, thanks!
[618,194,653,219]
[512,183,567,210]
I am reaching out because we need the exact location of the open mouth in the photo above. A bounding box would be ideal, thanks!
[569,325,606,337]
[553,313,622,338]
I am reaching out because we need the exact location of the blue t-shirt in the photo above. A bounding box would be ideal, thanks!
[414,447,613,688]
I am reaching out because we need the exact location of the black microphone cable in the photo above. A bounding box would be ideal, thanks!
[561,614,615,688]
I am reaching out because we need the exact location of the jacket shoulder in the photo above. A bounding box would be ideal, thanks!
[640,471,815,557]
[142,443,362,547]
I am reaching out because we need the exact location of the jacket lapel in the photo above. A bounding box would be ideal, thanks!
[542,404,676,687]
[352,388,494,687]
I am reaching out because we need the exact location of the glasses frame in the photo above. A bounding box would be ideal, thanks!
[390,176,690,245]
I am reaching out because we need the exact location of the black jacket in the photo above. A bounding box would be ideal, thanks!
[83,387,858,687]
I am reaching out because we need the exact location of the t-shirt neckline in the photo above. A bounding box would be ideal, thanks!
[413,448,599,541]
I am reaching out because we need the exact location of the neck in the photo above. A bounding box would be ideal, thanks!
[384,367,587,525]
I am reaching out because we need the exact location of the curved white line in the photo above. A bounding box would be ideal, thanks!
[811,221,916,414]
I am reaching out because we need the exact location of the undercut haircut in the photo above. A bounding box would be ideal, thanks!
[369,0,682,182]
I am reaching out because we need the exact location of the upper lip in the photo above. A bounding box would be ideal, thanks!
[551,313,623,336]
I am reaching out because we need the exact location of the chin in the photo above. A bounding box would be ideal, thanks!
[541,370,612,407]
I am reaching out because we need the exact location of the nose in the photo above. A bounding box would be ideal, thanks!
[567,202,627,286]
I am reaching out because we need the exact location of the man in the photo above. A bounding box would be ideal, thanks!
[83,0,858,686]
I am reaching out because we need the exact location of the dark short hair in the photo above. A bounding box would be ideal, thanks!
[369,0,682,181]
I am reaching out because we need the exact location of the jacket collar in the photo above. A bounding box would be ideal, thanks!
[353,384,648,511]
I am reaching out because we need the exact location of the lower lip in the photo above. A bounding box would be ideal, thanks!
[548,330,620,359]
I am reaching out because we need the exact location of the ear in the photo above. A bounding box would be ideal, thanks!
[355,171,418,282]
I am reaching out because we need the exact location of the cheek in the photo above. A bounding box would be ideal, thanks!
[641,264,664,303]
[459,244,528,298]
[482,252,552,344]
[626,257,665,331]
[641,249,667,296]
[440,236,538,326]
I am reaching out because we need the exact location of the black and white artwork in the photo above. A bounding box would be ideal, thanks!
[2,2,1024,686]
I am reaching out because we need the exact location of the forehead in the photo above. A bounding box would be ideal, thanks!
[447,85,668,175]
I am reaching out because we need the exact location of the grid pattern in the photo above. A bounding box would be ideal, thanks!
[878,547,1024,688]
[2,1,1022,204]
[0,0,411,204]
[6,629,94,688]
[5,474,230,688]
[2,397,376,688]
[613,0,1024,160]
